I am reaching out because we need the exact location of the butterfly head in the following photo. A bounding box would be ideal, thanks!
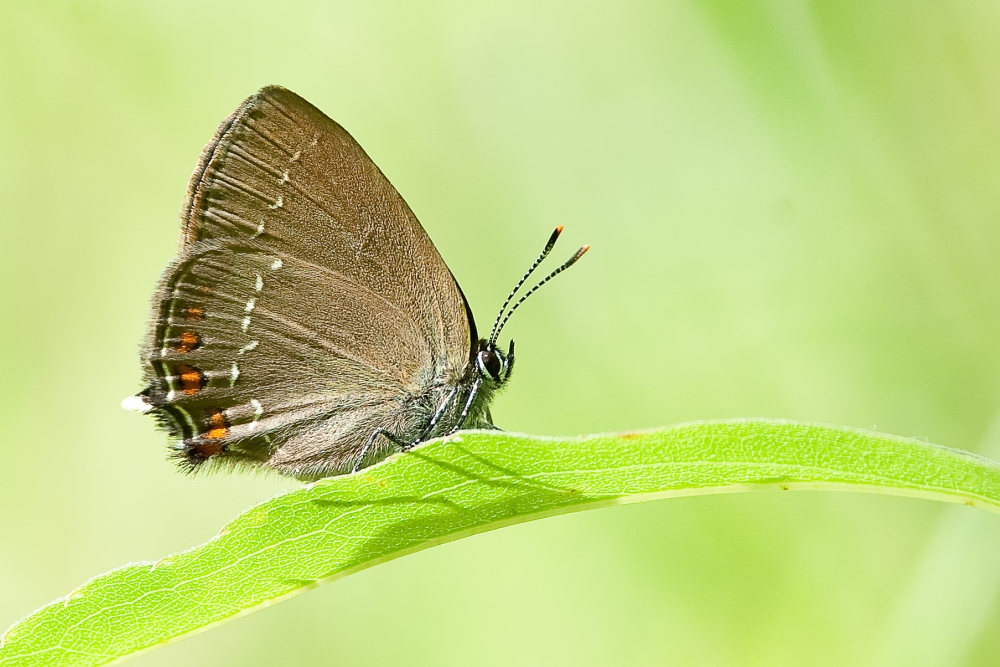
[476,339,515,384]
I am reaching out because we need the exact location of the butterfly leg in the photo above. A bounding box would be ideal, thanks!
[353,428,409,473]
[353,384,470,473]
[409,385,461,448]
[448,377,483,435]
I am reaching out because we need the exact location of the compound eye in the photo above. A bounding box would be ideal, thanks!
[480,349,502,380]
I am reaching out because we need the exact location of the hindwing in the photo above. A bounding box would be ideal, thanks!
[141,239,446,476]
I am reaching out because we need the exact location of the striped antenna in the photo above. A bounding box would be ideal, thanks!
[490,244,590,344]
[488,226,564,344]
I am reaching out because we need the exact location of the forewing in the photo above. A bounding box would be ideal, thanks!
[180,85,475,373]
[141,239,435,475]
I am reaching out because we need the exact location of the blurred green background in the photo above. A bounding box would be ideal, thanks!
[2,1,1000,665]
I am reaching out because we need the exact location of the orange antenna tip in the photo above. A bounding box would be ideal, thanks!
[544,226,563,251]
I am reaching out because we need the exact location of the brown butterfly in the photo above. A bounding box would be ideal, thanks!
[123,86,588,480]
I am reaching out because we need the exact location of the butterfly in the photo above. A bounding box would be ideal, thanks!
[123,86,587,481]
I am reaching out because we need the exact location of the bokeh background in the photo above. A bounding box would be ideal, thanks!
[2,1,1000,665]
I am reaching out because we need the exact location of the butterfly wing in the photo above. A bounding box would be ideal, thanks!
[135,87,476,478]
[180,86,475,367]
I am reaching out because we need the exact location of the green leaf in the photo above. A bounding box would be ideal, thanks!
[3,420,1000,667]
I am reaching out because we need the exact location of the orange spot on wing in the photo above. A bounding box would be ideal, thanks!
[176,364,205,395]
[188,441,226,459]
[174,331,200,353]
[204,408,230,440]
[181,307,204,321]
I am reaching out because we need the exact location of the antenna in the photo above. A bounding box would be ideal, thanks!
[490,243,590,345]
[488,226,564,343]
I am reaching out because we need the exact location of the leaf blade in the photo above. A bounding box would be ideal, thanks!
[3,420,1000,667]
